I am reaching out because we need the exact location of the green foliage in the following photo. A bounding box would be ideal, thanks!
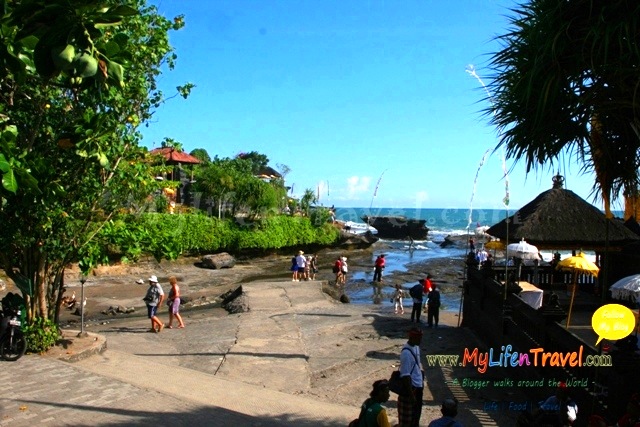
[0,0,192,323]
[300,188,317,216]
[310,207,332,226]
[237,151,269,174]
[488,0,640,210]
[194,155,287,218]
[23,317,60,354]
[93,213,340,259]
[154,195,169,213]
[160,137,183,151]
[190,148,211,164]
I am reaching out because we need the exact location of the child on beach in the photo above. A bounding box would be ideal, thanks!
[393,284,404,314]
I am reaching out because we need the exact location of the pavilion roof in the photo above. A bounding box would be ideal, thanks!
[486,186,640,250]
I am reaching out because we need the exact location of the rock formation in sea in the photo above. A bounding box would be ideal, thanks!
[361,215,428,240]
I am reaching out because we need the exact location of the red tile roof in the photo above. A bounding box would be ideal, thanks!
[150,147,202,164]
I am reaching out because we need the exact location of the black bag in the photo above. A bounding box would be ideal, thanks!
[388,370,406,396]
[389,348,420,395]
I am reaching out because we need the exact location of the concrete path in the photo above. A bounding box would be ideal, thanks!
[0,281,385,426]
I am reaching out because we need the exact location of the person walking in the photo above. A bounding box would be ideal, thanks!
[428,398,463,427]
[373,254,386,282]
[398,328,424,427]
[350,380,392,427]
[143,275,164,333]
[393,284,405,314]
[167,276,185,329]
[427,284,441,328]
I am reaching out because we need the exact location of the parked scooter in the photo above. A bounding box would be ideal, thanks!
[0,304,27,361]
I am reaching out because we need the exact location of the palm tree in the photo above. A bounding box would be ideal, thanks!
[487,0,640,217]
[300,188,317,216]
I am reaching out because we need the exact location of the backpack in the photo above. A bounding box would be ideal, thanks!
[143,284,160,305]
[409,284,423,300]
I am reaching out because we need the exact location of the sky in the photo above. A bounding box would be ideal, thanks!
[142,0,607,211]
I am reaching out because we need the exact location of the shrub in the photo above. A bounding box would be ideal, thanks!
[23,317,60,354]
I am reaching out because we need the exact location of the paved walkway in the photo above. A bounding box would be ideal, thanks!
[0,281,372,426]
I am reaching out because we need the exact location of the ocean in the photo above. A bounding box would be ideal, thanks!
[335,207,512,241]
[334,207,508,311]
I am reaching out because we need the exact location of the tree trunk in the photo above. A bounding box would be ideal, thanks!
[53,271,65,324]
[36,254,47,318]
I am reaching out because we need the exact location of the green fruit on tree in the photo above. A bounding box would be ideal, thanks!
[73,51,98,78]
[50,45,75,70]
[107,60,125,88]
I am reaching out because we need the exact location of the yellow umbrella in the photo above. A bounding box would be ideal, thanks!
[485,240,505,250]
[484,239,505,259]
[556,252,599,328]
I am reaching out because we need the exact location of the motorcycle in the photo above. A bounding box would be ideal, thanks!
[0,305,27,361]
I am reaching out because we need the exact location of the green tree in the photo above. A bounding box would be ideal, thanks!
[300,188,317,216]
[190,148,211,164]
[194,156,250,218]
[160,137,183,152]
[237,151,269,175]
[0,0,190,323]
[487,0,640,217]
[233,176,280,217]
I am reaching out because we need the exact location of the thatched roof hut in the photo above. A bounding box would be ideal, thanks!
[486,175,640,250]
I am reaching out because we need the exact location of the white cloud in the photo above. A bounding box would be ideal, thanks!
[346,176,372,198]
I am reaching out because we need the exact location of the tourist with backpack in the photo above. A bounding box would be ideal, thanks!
[409,281,424,324]
[398,328,424,427]
[143,275,165,333]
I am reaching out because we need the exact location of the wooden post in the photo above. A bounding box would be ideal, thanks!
[566,272,577,329]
